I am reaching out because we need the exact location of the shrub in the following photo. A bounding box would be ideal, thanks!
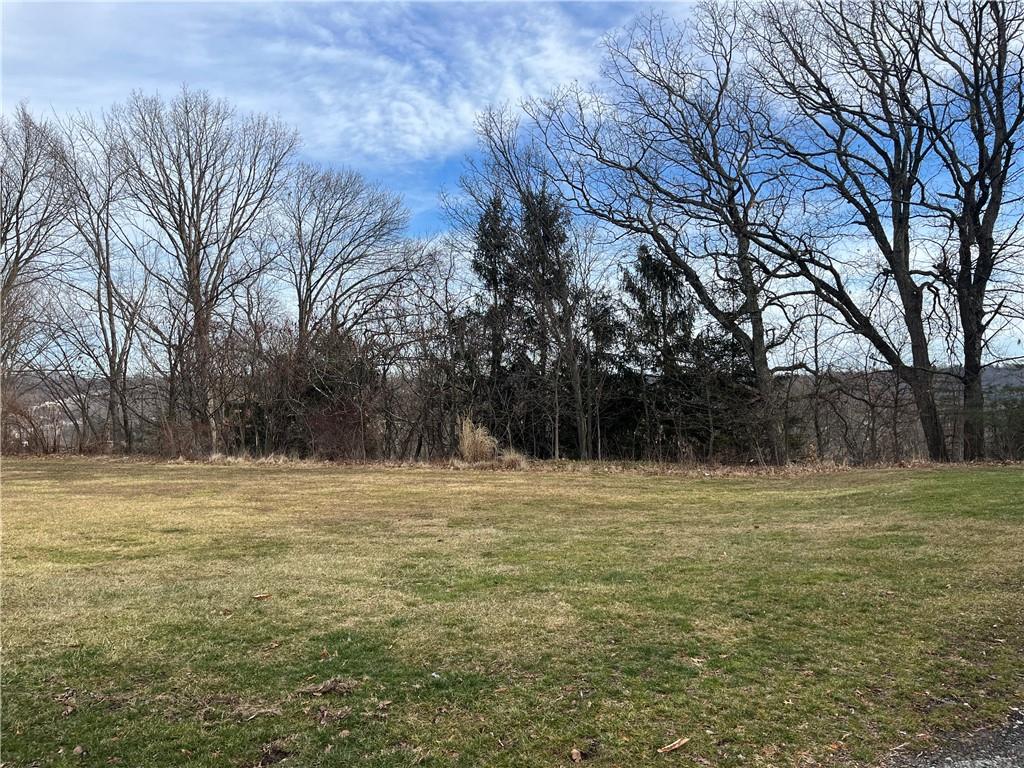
[458,417,498,462]
[498,448,529,470]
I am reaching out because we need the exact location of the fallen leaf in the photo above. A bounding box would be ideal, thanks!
[242,707,282,722]
[571,747,583,762]
[55,688,78,716]
[317,705,352,726]
[252,593,272,601]
[657,736,690,754]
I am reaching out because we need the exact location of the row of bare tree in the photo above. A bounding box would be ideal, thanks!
[521,0,1024,462]
[3,0,1024,462]
[2,90,418,455]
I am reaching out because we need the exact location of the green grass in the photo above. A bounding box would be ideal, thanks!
[2,458,1022,767]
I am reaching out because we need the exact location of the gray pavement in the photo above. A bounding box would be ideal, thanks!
[887,708,1024,768]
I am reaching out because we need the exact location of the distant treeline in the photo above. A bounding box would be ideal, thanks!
[4,1,1024,463]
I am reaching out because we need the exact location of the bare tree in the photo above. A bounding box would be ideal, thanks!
[909,1,1024,459]
[529,6,804,462]
[114,87,297,453]
[276,163,410,353]
[52,111,148,450]
[5,10,1022,465]
[135,280,192,453]
[1,105,68,378]
[748,0,956,460]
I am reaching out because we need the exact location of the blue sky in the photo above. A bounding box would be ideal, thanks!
[2,1,657,233]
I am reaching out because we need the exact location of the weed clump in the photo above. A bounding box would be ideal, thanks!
[458,417,498,463]
[498,448,529,470]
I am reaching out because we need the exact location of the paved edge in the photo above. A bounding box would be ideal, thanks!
[884,707,1024,768]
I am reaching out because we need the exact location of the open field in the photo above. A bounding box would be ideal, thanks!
[1,459,1022,767]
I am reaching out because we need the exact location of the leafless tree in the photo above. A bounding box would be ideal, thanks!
[276,163,410,353]
[50,111,148,450]
[5,8,1022,465]
[529,6,805,462]
[748,0,954,460]
[1,105,68,378]
[908,1,1024,459]
[114,87,297,453]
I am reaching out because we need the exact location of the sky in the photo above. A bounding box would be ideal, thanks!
[3,2,1021,360]
[1,1,655,234]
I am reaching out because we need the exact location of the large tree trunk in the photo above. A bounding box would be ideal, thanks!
[961,324,985,461]
[901,365,948,462]
[893,225,949,463]
[752,352,784,465]
[737,244,785,464]
[958,235,988,461]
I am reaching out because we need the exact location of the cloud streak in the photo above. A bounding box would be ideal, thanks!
[3,1,646,230]
[4,2,637,160]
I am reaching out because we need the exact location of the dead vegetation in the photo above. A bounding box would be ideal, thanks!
[457,416,498,462]
[3,458,1022,767]
[16,451,1021,479]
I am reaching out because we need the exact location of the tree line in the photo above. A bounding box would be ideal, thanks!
[3,0,1024,463]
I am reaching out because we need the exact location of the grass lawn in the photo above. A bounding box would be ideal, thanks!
[1,458,1022,767]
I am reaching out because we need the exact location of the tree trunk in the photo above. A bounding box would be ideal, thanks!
[567,354,589,460]
[192,296,217,455]
[737,242,785,464]
[894,240,949,462]
[903,367,948,461]
[959,273,986,461]
[552,367,560,461]
[961,349,985,461]
[107,387,119,452]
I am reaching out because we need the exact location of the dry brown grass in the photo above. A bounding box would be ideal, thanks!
[23,448,1020,477]
[457,416,499,462]
[2,457,1022,768]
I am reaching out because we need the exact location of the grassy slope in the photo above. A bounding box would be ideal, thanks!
[1,459,1022,767]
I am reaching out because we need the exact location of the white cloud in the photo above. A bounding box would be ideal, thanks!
[2,2,637,168]
[2,1,650,232]
[248,3,618,165]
